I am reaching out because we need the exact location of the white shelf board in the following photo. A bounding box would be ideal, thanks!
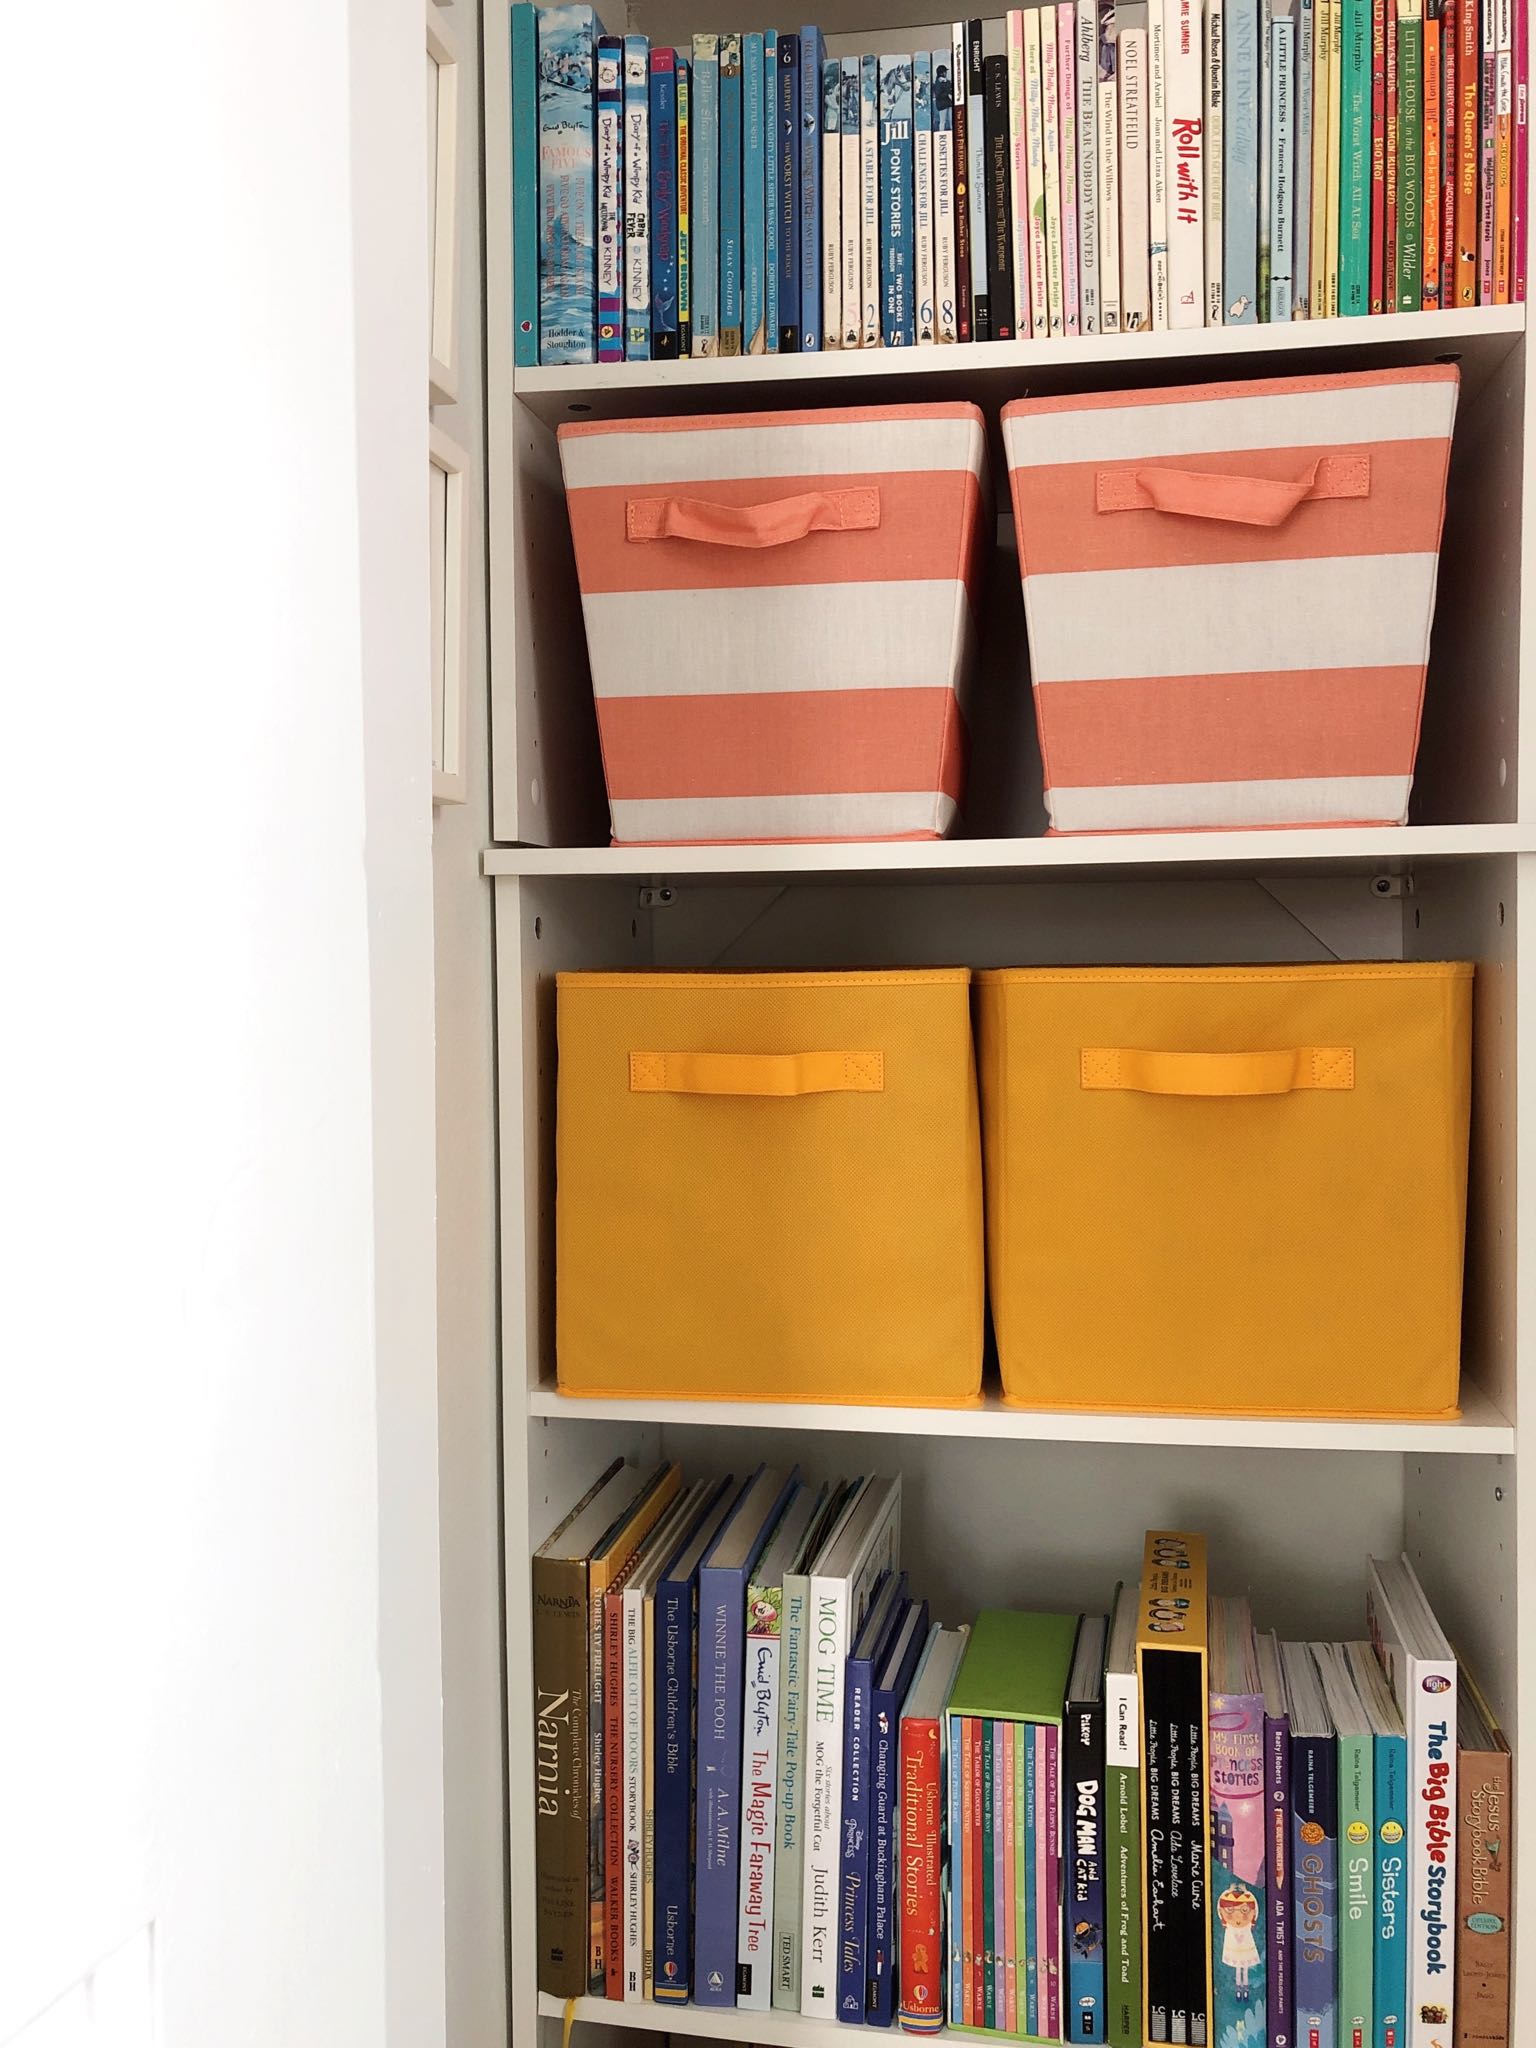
[513,306,1524,425]
[484,822,1522,880]
[526,1380,1515,1454]
[540,1993,853,2045]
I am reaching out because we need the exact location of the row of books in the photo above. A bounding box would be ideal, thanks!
[512,0,1528,367]
[530,1460,1513,2045]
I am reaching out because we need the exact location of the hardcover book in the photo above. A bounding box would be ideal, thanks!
[1209,1600,1267,2048]
[880,56,917,345]
[690,35,719,354]
[860,54,882,345]
[649,48,680,355]
[1283,1642,1338,2048]
[1224,0,1261,316]
[823,57,844,346]
[511,2,541,363]
[868,1601,932,2024]
[1454,1670,1510,2048]
[537,5,598,364]
[718,33,743,356]
[595,38,625,362]
[622,37,651,359]
[1066,1613,1109,2044]
[778,33,801,348]
[841,59,862,348]
[800,26,826,349]
[1348,1639,1409,2048]
[914,53,938,340]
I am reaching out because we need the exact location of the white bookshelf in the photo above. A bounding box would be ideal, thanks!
[481,6,1532,2044]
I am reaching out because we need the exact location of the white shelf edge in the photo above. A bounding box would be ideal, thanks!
[525,1381,1515,1454]
[514,305,1525,401]
[484,822,1524,879]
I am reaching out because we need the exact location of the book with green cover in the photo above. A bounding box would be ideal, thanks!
[1103,1584,1142,2048]
[1395,0,1423,306]
[1317,1644,1375,2048]
[1340,0,1373,307]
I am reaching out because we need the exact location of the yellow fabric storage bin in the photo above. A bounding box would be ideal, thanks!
[556,969,984,1404]
[976,963,1473,1419]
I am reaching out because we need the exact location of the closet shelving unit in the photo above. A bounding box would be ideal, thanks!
[484,11,1531,2042]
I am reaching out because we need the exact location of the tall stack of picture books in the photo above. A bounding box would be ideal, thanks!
[511,0,1527,364]
[533,1464,1513,2044]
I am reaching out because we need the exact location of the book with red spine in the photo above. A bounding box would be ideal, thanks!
[603,1574,629,1995]
[960,1715,975,2024]
[1371,0,1389,304]
[1441,0,1459,300]
[1495,0,1513,296]
[1457,0,1480,296]
[900,1628,968,2033]
[1482,9,1499,296]
[1425,0,1443,301]
[970,1716,985,2025]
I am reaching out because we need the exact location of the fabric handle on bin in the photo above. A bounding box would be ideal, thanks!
[625,487,882,548]
[1094,454,1371,527]
[629,1049,885,1096]
[1080,1046,1356,1095]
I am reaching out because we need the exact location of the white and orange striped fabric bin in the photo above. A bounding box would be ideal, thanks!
[1002,365,1459,834]
[558,403,989,844]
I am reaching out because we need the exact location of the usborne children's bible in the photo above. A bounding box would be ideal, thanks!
[1136,1530,1211,2048]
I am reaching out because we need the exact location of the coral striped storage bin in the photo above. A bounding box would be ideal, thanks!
[1002,366,1459,834]
[558,404,988,843]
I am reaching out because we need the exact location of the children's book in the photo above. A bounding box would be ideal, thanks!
[1347,1640,1409,2048]
[1340,0,1372,310]
[595,38,625,362]
[511,2,541,363]
[1372,0,1389,306]
[649,48,680,355]
[868,1596,931,2025]
[1385,0,1399,288]
[1025,5,1051,335]
[1205,0,1225,319]
[1209,1599,1267,2048]
[1495,0,1513,297]
[1397,0,1424,308]
[823,56,844,347]
[1225,0,1261,316]
[690,34,719,354]
[1104,1586,1141,2048]
[1440,0,1459,302]
[836,1570,909,2019]
[952,20,975,337]
[880,55,917,344]
[1040,5,1066,330]
[622,37,651,359]
[1007,10,1031,331]
[763,34,778,349]
[914,52,938,340]
[1310,0,1334,309]
[1367,1554,1457,2048]
[860,54,882,344]
[676,51,692,353]
[898,1626,967,2032]
[1293,0,1315,311]
[1269,0,1297,318]
[1256,1631,1294,2048]
[718,33,743,355]
[1317,1644,1375,2048]
[967,19,990,331]
[841,57,863,346]
[537,5,598,365]
[1147,0,1171,323]
[1425,0,1443,301]
[1164,0,1204,322]
[1453,1668,1510,2048]
[1513,0,1526,300]
[1325,0,1343,309]
[1137,1532,1210,2048]
[1282,1642,1338,2048]
[1118,20,1152,326]
[800,26,825,349]
[1097,0,1122,328]
[934,47,959,336]
[1078,0,1102,327]
[743,32,767,355]
[777,32,801,348]
[1480,1,1498,300]
[1058,0,1083,330]
[1066,1613,1109,2044]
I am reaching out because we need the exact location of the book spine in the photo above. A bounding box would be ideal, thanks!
[1295,0,1316,307]
[650,50,680,355]
[596,39,625,361]
[604,1584,627,1996]
[1453,1742,1508,2048]
[1008,11,1031,333]
[860,55,882,344]
[1399,0,1425,305]
[881,56,917,344]
[1120,28,1153,323]
[1149,0,1172,323]
[993,1722,1006,2022]
[1045,1724,1063,2041]
[967,21,990,331]
[1067,1697,1107,2043]
[743,35,766,354]
[533,1555,588,1997]
[1097,0,1123,329]
[1406,1665,1457,2047]
[1426,0,1444,300]
[511,4,541,364]
[841,59,864,346]
[640,1594,658,1998]
[837,1647,876,2021]
[538,6,596,364]
[868,1684,901,2026]
[737,1595,780,2009]
[1515,0,1528,297]
[1339,1734,1374,2048]
[778,34,801,348]
[1041,12,1066,328]
[763,36,778,349]
[1341,0,1372,308]
[621,1588,646,1998]
[1265,1714,1293,2048]
[1386,0,1402,282]
[800,27,824,350]
[1225,0,1262,316]
[691,36,719,354]
[718,34,743,355]
[950,24,973,338]
[696,1562,747,2006]
[1079,0,1102,326]
[1002,1720,1016,2032]
[981,1719,995,2028]
[949,1716,966,2025]
[1207,0,1227,318]
[1105,1696,1141,2048]
[934,54,959,336]
[1143,1647,1209,2044]
[970,1718,985,2027]
[823,58,844,346]
[1326,0,1343,309]
[1025,8,1051,332]
[1270,0,1298,314]
[623,39,651,360]
[915,53,938,339]
[1369,1731,1407,2048]
[801,1575,849,2016]
[653,1576,694,2001]
[772,1565,810,2011]
[1023,1724,1038,2035]
[676,55,692,353]
[1258,0,1273,304]
[1059,1,1084,329]
[1372,0,1390,302]
[984,48,1020,335]
[1166,0,1206,321]
[1311,0,1335,308]
[586,1565,609,1991]
[1292,1733,1339,2048]
[957,1718,973,2024]
[1441,0,1460,297]
[1457,0,1479,297]
[1496,0,1514,294]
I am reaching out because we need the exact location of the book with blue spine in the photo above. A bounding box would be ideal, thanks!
[1347,1641,1409,2048]
[1293,0,1315,312]
[511,2,541,363]
[1284,1643,1338,2048]
[764,33,780,349]
[913,52,936,340]
[836,1572,908,2021]
[694,1467,799,2007]
[595,37,625,362]
[1066,1614,1109,2046]
[676,52,691,354]
[1209,1601,1267,2048]
[778,33,802,348]
[1268,0,1296,320]
[653,1477,740,2003]
[690,35,720,355]
[799,27,826,349]
[537,5,598,363]
[1256,1632,1294,2048]
[743,33,767,352]
[719,34,744,355]
[868,1599,931,2026]
[879,55,916,343]
[1224,0,1262,316]
[649,48,680,356]
[823,57,844,346]
[623,37,651,359]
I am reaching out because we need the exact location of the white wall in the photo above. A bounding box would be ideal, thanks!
[4,5,444,2045]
